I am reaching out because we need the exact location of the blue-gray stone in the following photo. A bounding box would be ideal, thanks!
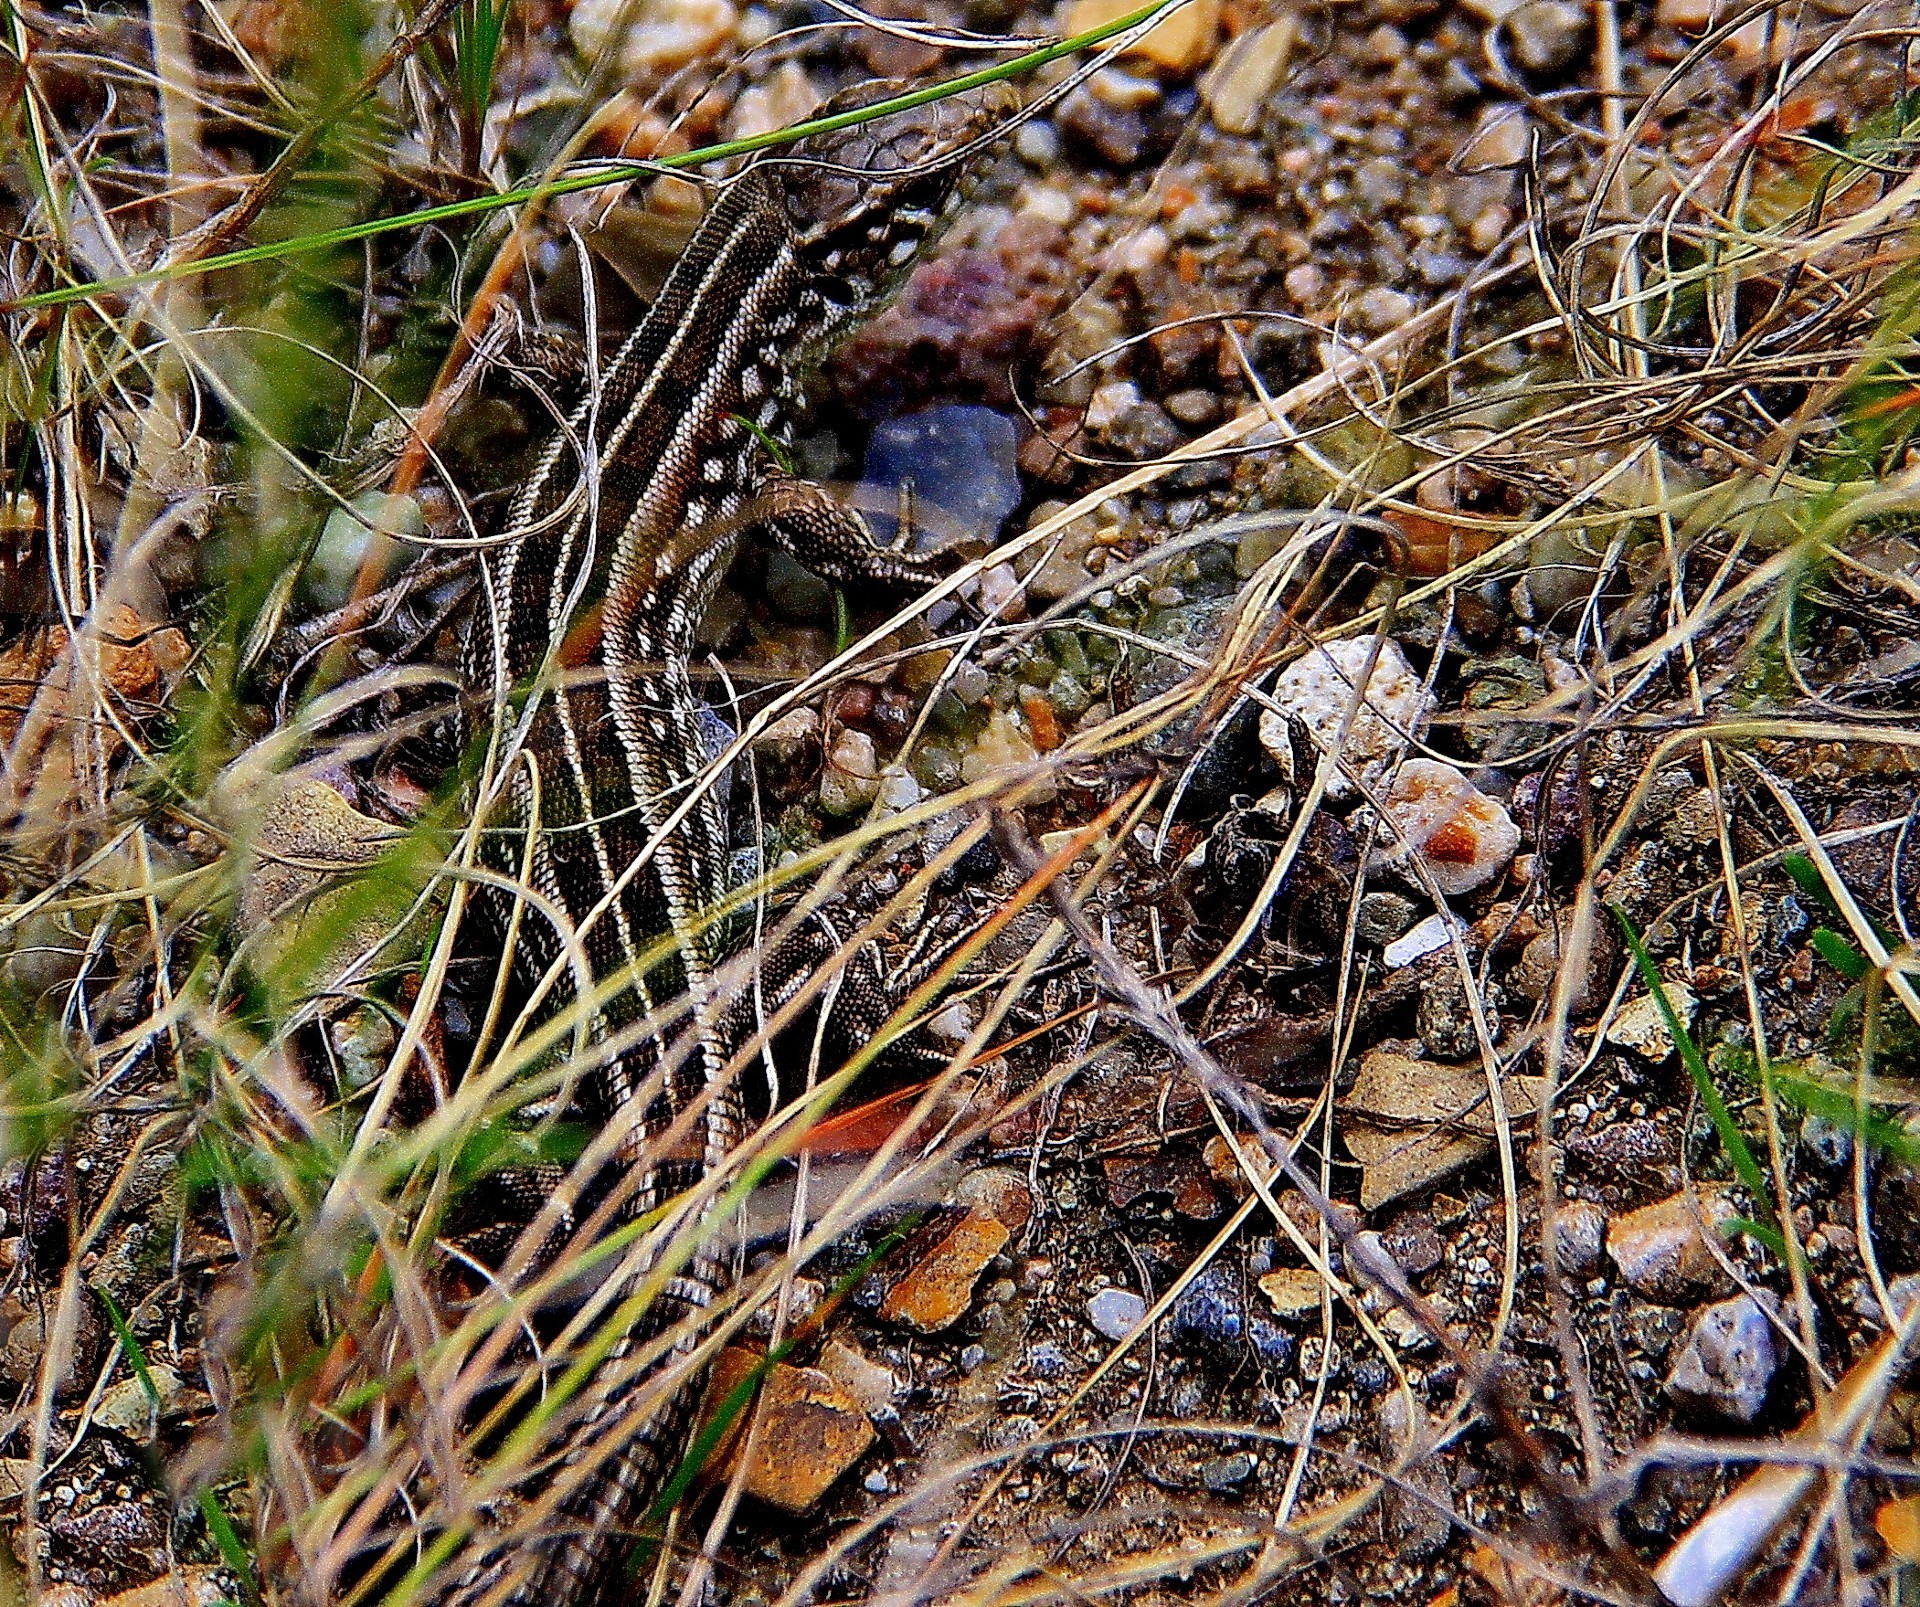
[1087,1287,1147,1342]
[862,405,1022,551]
[1172,1264,1244,1352]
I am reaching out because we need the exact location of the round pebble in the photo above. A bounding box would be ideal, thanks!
[1087,1286,1147,1341]
[1369,758,1520,895]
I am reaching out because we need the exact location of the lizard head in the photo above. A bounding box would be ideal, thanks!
[766,77,1019,320]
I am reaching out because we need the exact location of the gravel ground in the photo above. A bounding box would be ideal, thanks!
[2,0,1919,1602]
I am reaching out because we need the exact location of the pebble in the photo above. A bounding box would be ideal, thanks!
[752,706,820,763]
[1383,911,1463,969]
[1342,1049,1544,1210]
[1027,1340,1069,1379]
[1068,0,1221,73]
[816,1338,897,1413]
[1202,19,1293,134]
[1172,1263,1243,1353]
[1258,1267,1326,1318]
[863,405,1022,552]
[1553,1199,1610,1279]
[745,1276,822,1339]
[1085,381,1183,459]
[880,1206,1011,1333]
[1507,924,1605,1013]
[1013,120,1060,167]
[1507,0,1589,71]
[93,1367,181,1438]
[819,728,880,817]
[1353,286,1416,334]
[1461,103,1531,169]
[1800,1113,1853,1171]
[1201,1451,1258,1493]
[308,492,420,608]
[1372,759,1520,896]
[1056,86,1146,166]
[1087,1286,1147,1341]
[960,710,1052,799]
[727,61,820,141]
[570,0,737,80]
[1260,636,1433,801]
[1088,64,1163,111]
[698,1349,875,1512]
[1666,1294,1779,1422]
[1355,890,1420,948]
[1657,0,1715,27]
[876,767,921,814]
[1381,1210,1445,1278]
[1606,1190,1737,1304]
[1605,983,1697,1062]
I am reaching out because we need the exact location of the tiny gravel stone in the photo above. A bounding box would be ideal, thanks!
[1087,1287,1147,1341]
[571,0,737,79]
[1606,984,1697,1061]
[1201,1451,1258,1492]
[1383,912,1462,969]
[1172,1264,1245,1354]
[864,1469,892,1494]
[958,1344,988,1374]
[1461,103,1531,169]
[1607,1191,1737,1304]
[1260,636,1433,801]
[1370,758,1520,895]
[1164,388,1221,427]
[1028,1341,1069,1378]
[1355,890,1420,947]
[310,493,422,609]
[1666,1294,1778,1421]
[1507,0,1589,71]
[1553,1200,1609,1279]
[819,729,880,816]
[1381,1210,1445,1278]
[1013,120,1060,167]
[1354,286,1416,334]
[1801,1113,1853,1171]
[1203,20,1292,134]
[1070,0,1220,73]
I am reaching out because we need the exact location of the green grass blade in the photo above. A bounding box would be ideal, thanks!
[1610,905,1783,1249]
[3,0,1182,314]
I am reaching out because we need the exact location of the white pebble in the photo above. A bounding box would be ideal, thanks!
[1369,758,1519,896]
[1260,636,1432,801]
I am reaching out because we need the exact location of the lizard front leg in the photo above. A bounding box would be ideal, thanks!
[752,462,953,593]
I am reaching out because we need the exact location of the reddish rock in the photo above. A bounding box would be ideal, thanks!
[880,1208,1010,1332]
[1606,1190,1738,1303]
[699,1348,877,1512]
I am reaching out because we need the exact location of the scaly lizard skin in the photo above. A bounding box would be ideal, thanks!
[441,78,1017,1607]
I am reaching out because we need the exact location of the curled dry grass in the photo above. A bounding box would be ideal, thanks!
[3,0,1920,1603]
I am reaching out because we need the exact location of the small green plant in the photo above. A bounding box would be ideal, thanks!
[99,1287,260,1597]
[429,0,516,180]
[1779,853,1920,1068]
[1610,906,1785,1255]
